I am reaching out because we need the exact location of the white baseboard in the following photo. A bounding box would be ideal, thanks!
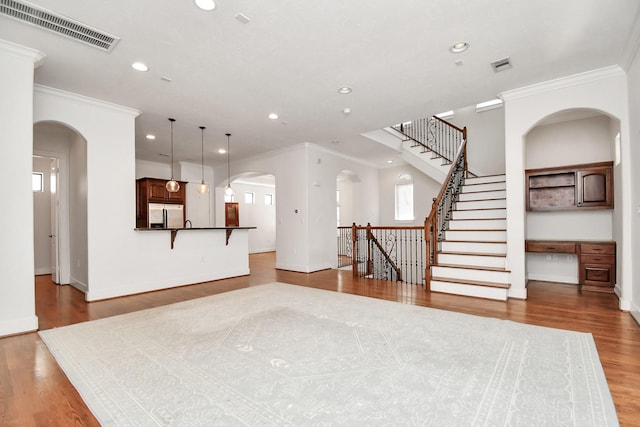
[276,262,332,273]
[70,276,88,293]
[0,315,38,337]
[250,247,276,254]
[630,300,640,326]
[35,267,52,275]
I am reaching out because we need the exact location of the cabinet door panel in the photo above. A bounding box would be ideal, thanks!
[577,167,612,208]
[149,181,167,200]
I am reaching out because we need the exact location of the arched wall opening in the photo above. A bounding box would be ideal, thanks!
[33,120,88,292]
[215,171,276,254]
[523,109,619,284]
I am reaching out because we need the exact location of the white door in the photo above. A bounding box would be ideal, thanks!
[50,158,60,284]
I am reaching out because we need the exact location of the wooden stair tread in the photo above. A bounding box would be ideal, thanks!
[447,229,506,232]
[457,197,506,202]
[434,263,511,273]
[450,217,506,221]
[460,189,506,195]
[430,276,511,289]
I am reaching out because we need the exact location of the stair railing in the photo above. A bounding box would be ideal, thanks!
[350,223,425,285]
[424,122,468,288]
[393,116,466,164]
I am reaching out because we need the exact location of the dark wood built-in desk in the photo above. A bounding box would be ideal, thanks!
[525,240,616,292]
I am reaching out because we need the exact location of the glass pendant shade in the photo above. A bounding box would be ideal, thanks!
[198,181,210,194]
[166,179,180,192]
[166,118,180,193]
[224,184,233,196]
[197,126,209,194]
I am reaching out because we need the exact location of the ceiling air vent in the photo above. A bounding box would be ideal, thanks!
[490,57,512,72]
[0,0,120,52]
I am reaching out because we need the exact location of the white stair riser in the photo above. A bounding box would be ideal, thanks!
[456,199,506,210]
[458,190,506,201]
[430,281,508,301]
[451,209,506,220]
[461,181,506,193]
[431,266,510,283]
[438,253,506,269]
[444,230,506,241]
[464,175,506,185]
[441,241,506,253]
[448,219,507,230]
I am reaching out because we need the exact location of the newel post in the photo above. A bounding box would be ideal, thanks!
[462,126,468,178]
[424,216,431,290]
[366,223,373,276]
[351,223,358,278]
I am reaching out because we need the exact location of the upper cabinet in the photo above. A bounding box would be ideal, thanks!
[136,177,187,228]
[525,161,613,211]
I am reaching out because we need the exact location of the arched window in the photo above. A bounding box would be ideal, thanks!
[395,173,414,221]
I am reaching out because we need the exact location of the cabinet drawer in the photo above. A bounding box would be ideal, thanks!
[580,243,615,255]
[580,254,614,265]
[526,241,576,254]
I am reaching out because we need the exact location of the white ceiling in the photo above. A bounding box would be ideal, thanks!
[2,0,638,169]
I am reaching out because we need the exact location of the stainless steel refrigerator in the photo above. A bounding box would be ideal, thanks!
[148,203,184,228]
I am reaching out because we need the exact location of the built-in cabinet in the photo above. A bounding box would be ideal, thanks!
[525,240,616,292]
[136,177,187,228]
[525,161,613,211]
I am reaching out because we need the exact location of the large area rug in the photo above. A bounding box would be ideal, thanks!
[39,283,618,426]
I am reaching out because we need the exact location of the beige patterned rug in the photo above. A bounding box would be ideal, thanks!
[39,282,618,426]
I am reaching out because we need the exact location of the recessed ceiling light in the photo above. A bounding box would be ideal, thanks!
[268,113,279,120]
[218,148,226,154]
[195,0,216,11]
[450,41,469,53]
[343,108,351,115]
[145,134,156,140]
[338,87,352,94]
[131,62,149,72]
[387,160,393,164]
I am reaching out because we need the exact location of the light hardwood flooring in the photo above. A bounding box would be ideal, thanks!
[1,252,639,426]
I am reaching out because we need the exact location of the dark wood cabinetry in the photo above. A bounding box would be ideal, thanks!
[526,161,613,211]
[525,240,616,293]
[136,177,187,228]
[579,242,616,292]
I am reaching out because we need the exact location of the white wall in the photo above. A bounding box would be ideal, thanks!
[217,143,379,271]
[69,131,88,290]
[0,40,43,336]
[450,105,506,176]
[378,163,441,226]
[33,156,52,275]
[502,66,632,306]
[626,35,640,323]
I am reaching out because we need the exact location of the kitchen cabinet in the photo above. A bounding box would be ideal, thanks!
[525,161,613,211]
[136,177,187,228]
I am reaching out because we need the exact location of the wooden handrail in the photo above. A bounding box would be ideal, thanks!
[433,115,465,134]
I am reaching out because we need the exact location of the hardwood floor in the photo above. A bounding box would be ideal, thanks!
[1,252,639,426]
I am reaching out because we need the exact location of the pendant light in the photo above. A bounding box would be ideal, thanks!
[224,133,233,196]
[166,118,180,193]
[197,126,210,194]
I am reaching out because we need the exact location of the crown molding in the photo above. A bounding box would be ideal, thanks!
[501,66,625,102]
[0,39,45,67]
[34,84,141,117]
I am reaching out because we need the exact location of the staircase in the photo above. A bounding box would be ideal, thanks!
[430,174,511,300]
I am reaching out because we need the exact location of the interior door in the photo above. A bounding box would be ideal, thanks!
[50,158,60,284]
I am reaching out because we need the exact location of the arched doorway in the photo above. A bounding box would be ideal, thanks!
[33,121,88,292]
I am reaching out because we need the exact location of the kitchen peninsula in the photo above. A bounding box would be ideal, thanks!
[135,226,256,249]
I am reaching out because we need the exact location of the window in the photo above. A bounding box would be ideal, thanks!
[395,173,414,221]
[244,192,255,204]
[32,172,44,192]
[336,189,340,203]
[264,194,273,205]
[224,193,235,203]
